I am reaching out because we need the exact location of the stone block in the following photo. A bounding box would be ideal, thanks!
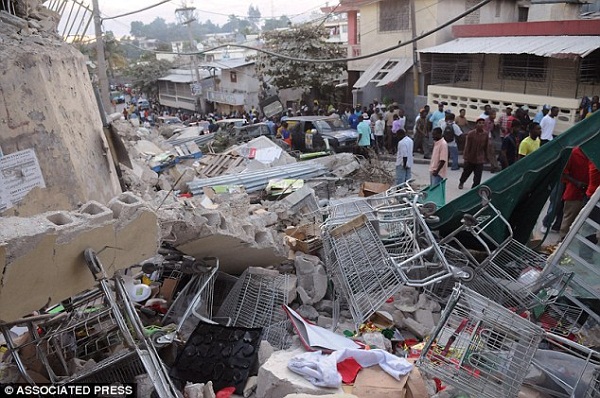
[297,305,319,321]
[294,253,320,275]
[0,202,159,321]
[317,315,333,329]
[108,192,144,219]
[77,201,114,224]
[256,348,344,398]
[402,318,431,340]
[414,309,435,332]
[315,300,334,315]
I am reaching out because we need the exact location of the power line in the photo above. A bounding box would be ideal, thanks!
[174,0,492,64]
[101,0,174,21]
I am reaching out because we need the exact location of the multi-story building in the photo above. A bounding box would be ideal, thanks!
[157,69,214,113]
[338,0,600,131]
[202,58,260,115]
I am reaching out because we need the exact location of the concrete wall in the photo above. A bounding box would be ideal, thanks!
[0,34,121,215]
[528,3,581,21]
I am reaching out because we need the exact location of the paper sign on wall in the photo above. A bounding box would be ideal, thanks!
[0,148,46,212]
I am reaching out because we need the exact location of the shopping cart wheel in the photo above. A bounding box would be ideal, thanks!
[420,202,437,216]
[456,267,474,282]
[83,248,102,275]
[461,214,478,227]
[477,185,492,205]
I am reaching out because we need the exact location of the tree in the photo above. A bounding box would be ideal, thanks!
[256,24,346,98]
[248,5,261,32]
[125,59,173,99]
[263,16,291,32]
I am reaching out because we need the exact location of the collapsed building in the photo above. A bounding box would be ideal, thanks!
[1,2,600,398]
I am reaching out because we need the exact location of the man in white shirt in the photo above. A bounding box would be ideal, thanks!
[373,112,385,154]
[438,113,463,170]
[540,106,558,145]
[396,129,414,185]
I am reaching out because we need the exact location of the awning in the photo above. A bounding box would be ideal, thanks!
[353,58,413,89]
[418,36,600,59]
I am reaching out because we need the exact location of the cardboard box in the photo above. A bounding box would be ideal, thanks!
[284,224,322,254]
[352,367,408,398]
[359,182,391,197]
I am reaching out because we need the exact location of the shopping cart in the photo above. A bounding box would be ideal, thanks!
[153,257,219,346]
[322,211,472,327]
[0,249,180,397]
[432,186,573,312]
[418,285,600,398]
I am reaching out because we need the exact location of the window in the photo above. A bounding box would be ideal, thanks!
[426,54,473,85]
[580,50,600,84]
[379,0,410,32]
[518,7,529,22]
[499,54,547,81]
[230,71,237,83]
[465,0,481,25]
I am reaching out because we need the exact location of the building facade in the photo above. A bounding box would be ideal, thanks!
[338,0,600,130]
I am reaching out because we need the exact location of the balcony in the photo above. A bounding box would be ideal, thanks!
[206,90,245,106]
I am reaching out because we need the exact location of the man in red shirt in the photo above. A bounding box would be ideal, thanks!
[559,147,589,238]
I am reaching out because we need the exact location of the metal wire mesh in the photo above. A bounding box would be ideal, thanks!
[216,269,290,329]
[532,301,584,336]
[160,265,218,343]
[586,368,600,398]
[262,320,294,351]
[323,214,405,326]
[74,351,145,384]
[418,286,545,398]
[326,199,378,229]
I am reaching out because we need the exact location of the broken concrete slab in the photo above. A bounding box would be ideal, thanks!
[413,309,436,332]
[310,153,360,178]
[402,318,431,340]
[0,194,159,321]
[256,348,344,398]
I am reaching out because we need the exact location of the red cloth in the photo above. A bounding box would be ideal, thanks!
[562,147,590,201]
[588,161,600,198]
[215,387,236,398]
[337,357,362,384]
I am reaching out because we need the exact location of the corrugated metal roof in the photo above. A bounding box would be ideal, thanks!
[376,58,413,87]
[158,69,212,83]
[354,58,412,88]
[418,36,600,58]
[201,59,255,70]
[353,58,390,88]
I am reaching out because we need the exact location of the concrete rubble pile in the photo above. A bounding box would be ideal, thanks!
[2,111,598,398]
[1,6,598,394]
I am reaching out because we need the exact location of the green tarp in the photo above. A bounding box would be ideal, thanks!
[433,111,600,245]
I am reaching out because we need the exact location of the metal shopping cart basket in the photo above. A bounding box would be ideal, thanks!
[0,249,180,397]
[434,186,574,313]
[419,285,599,398]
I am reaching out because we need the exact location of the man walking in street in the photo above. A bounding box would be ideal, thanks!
[438,113,463,170]
[429,127,448,188]
[518,122,541,159]
[396,129,414,185]
[458,118,489,190]
[484,109,501,173]
[373,112,385,154]
[357,113,372,160]
[559,147,590,239]
[413,108,428,155]
[540,106,559,145]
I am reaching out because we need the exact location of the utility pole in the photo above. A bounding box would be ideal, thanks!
[92,0,111,112]
[176,6,204,114]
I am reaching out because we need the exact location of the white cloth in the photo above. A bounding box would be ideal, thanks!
[288,349,413,388]
[374,119,385,136]
[288,351,342,388]
[334,348,413,381]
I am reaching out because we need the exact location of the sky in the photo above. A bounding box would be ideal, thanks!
[99,0,330,37]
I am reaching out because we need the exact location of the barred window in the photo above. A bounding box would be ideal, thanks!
[465,0,481,25]
[500,54,547,81]
[580,50,600,84]
[379,0,410,32]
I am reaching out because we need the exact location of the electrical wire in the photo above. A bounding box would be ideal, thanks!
[101,0,174,21]
[169,0,492,64]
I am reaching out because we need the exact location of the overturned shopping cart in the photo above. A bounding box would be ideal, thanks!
[0,249,180,397]
[418,285,600,398]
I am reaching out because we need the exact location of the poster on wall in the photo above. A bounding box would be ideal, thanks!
[0,148,46,212]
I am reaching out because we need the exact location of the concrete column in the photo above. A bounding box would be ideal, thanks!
[347,10,358,46]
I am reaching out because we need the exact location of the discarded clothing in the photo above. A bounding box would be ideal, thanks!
[288,348,413,387]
